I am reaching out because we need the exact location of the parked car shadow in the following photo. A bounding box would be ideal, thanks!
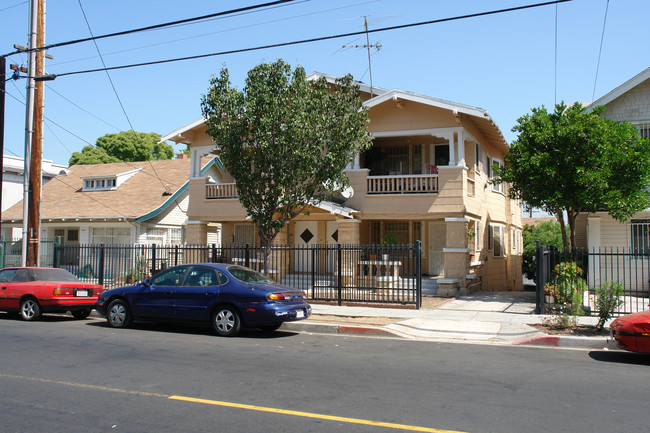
[0,312,82,322]
[589,350,650,366]
[85,319,299,339]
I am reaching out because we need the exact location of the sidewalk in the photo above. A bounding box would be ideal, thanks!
[282,291,618,350]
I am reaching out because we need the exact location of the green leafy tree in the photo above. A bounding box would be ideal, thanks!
[69,130,173,165]
[495,102,650,251]
[522,220,565,282]
[201,60,372,268]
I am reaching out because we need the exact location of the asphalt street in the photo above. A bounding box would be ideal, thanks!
[1,313,649,433]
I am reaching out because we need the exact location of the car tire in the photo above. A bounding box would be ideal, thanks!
[19,297,41,321]
[106,299,132,328]
[212,305,242,337]
[71,309,91,320]
[260,323,282,333]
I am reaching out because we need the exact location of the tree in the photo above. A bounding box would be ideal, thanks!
[494,102,650,251]
[522,220,565,282]
[69,130,173,165]
[201,60,372,268]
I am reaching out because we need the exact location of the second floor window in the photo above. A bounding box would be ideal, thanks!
[84,178,116,191]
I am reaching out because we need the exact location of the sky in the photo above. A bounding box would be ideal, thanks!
[1,0,649,167]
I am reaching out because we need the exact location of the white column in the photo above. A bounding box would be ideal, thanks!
[587,217,601,288]
[448,133,456,166]
[456,129,465,167]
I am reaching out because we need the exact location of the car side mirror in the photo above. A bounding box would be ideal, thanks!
[142,277,152,287]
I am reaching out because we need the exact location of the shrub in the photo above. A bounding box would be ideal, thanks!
[595,282,624,330]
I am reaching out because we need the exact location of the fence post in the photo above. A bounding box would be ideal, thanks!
[211,243,217,263]
[53,242,61,268]
[245,243,250,268]
[151,244,157,275]
[337,244,342,306]
[535,240,544,314]
[416,240,422,309]
[98,244,105,286]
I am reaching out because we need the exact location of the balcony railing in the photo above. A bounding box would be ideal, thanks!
[367,174,438,195]
[206,183,238,199]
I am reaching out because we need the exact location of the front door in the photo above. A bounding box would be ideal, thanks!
[325,221,339,273]
[428,221,446,275]
[294,221,318,272]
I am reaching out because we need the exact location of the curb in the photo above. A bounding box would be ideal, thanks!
[281,321,399,338]
[514,334,617,350]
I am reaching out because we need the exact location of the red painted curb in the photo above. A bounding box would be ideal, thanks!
[338,325,394,336]
[514,335,560,347]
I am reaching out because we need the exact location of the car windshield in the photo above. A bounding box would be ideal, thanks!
[227,266,274,284]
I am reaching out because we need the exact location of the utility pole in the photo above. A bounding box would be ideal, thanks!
[21,0,38,267]
[26,0,45,266]
[0,56,5,231]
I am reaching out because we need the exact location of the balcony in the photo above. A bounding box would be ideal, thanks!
[367,174,438,195]
[206,183,238,199]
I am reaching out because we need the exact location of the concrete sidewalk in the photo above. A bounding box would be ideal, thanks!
[283,291,618,350]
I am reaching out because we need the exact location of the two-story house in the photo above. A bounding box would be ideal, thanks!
[162,74,523,294]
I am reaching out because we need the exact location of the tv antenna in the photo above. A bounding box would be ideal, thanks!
[341,16,382,97]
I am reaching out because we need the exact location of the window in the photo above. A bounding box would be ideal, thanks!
[82,177,117,191]
[630,219,650,255]
[183,267,220,287]
[152,266,188,286]
[475,143,482,173]
[91,227,130,244]
[489,224,504,257]
[369,221,423,245]
[636,122,650,139]
[234,223,256,246]
[490,157,505,194]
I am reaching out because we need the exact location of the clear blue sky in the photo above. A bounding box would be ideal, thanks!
[1,0,648,166]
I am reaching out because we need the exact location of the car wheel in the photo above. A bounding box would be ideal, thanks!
[260,323,282,333]
[19,297,41,321]
[106,299,132,328]
[71,309,91,319]
[212,305,242,337]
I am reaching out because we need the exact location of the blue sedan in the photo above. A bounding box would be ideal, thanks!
[95,263,311,337]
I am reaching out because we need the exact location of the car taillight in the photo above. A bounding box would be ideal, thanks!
[268,292,305,301]
[53,288,72,296]
[268,293,286,301]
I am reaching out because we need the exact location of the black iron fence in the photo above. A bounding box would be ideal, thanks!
[536,243,650,315]
[52,241,422,308]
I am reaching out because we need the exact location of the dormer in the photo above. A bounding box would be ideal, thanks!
[81,168,141,191]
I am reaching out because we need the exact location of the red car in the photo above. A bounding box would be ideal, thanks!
[0,267,103,321]
[610,310,650,354]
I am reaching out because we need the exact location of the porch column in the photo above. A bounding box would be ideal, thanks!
[448,133,456,166]
[456,130,465,167]
[587,217,601,289]
[438,217,470,296]
[337,219,361,286]
[185,220,208,245]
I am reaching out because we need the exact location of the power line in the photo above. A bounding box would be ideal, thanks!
[0,1,27,13]
[592,0,610,101]
[51,0,575,79]
[1,0,300,58]
[46,85,122,131]
[77,0,134,131]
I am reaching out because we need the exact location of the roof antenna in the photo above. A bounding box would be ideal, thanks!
[341,16,382,97]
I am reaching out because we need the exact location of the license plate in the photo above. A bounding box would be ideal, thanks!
[296,309,305,319]
[76,290,89,297]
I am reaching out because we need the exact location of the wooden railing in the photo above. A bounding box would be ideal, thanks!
[206,183,238,199]
[367,174,438,194]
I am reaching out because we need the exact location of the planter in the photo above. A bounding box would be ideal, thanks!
[544,295,555,304]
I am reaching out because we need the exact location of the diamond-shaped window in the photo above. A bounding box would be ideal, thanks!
[300,228,314,244]
[331,229,338,243]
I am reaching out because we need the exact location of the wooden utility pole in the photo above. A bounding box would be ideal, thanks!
[26,0,44,266]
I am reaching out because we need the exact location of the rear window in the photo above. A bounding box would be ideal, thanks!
[12,268,79,282]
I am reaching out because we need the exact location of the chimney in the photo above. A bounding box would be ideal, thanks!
[176,153,189,159]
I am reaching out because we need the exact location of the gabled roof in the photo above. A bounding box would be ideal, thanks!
[159,117,206,144]
[2,157,215,223]
[366,89,508,151]
[306,71,389,97]
[587,67,650,109]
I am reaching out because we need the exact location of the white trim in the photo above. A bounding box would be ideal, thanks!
[587,67,650,110]
[160,118,205,143]
[445,217,469,223]
[364,89,488,119]
[443,248,471,253]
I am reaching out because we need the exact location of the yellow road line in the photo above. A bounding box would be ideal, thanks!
[0,373,467,433]
[170,395,467,433]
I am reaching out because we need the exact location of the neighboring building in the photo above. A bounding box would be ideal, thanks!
[162,73,523,293]
[2,155,68,214]
[1,157,220,265]
[575,68,650,252]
